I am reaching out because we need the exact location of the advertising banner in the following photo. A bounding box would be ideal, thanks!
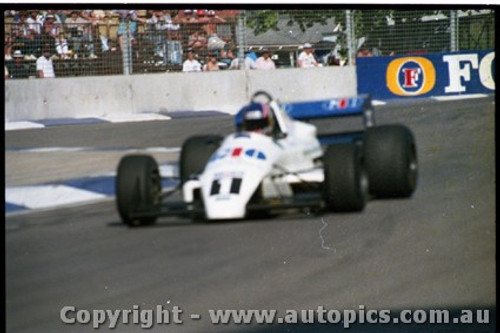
[356,50,495,100]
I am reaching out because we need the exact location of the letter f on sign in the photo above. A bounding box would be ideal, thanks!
[403,68,421,88]
[443,54,479,93]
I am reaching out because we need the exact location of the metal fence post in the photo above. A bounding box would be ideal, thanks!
[450,10,458,52]
[345,10,355,65]
[236,10,247,69]
[122,19,132,75]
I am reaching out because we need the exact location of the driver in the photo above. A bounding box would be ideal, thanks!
[239,102,276,136]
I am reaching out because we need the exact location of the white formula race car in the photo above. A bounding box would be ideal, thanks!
[116,91,417,226]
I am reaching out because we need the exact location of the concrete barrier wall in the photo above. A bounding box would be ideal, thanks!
[130,70,248,115]
[5,76,134,121]
[5,66,357,121]
[246,66,357,103]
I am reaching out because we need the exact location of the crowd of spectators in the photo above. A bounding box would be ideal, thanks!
[4,9,329,78]
[4,9,237,75]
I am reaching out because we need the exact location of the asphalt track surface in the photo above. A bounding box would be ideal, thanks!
[5,96,496,332]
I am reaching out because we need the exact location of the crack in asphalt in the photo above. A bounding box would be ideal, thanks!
[319,217,335,252]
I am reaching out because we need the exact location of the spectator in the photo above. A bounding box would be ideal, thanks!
[84,10,112,54]
[204,54,220,71]
[27,10,45,55]
[14,11,39,59]
[79,10,97,23]
[5,34,13,60]
[160,10,181,48]
[65,10,96,58]
[173,9,194,24]
[9,11,24,42]
[36,10,48,24]
[145,11,163,57]
[91,10,107,21]
[202,14,227,51]
[220,48,235,68]
[145,11,179,58]
[356,46,373,57]
[36,46,55,78]
[55,32,70,59]
[4,10,16,17]
[26,10,43,35]
[41,14,59,55]
[46,10,64,24]
[42,14,59,37]
[229,51,257,70]
[207,10,226,23]
[7,50,30,79]
[65,11,84,55]
[297,43,318,68]
[55,10,71,23]
[115,10,146,54]
[17,29,38,60]
[188,30,207,50]
[161,10,180,32]
[255,49,275,70]
[175,9,214,24]
[327,56,341,66]
[182,49,202,72]
[81,9,107,53]
[194,9,209,23]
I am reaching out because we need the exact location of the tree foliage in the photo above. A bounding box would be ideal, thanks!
[246,9,449,54]
[246,9,347,35]
[246,9,443,36]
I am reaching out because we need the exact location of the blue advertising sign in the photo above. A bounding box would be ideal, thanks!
[356,50,495,100]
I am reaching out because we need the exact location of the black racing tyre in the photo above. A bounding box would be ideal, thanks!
[323,143,368,212]
[179,135,223,184]
[116,155,161,226]
[363,124,418,198]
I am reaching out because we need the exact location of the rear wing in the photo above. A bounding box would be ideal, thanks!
[281,94,375,128]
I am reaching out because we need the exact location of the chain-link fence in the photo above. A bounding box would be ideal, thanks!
[4,9,495,79]
[4,9,238,78]
[351,10,495,57]
[244,9,495,67]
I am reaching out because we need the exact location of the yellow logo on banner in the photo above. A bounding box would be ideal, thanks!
[386,57,436,96]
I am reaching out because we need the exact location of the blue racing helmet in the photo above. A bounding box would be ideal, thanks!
[235,102,274,135]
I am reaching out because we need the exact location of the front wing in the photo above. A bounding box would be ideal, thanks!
[128,192,325,220]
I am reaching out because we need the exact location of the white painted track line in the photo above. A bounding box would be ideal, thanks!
[6,185,107,210]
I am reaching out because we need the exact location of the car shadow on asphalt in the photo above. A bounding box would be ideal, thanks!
[105,208,331,229]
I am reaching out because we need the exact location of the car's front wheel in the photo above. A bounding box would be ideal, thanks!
[116,154,161,226]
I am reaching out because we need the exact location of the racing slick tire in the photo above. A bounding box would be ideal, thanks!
[363,124,418,198]
[323,143,368,212]
[179,135,223,184]
[116,155,161,226]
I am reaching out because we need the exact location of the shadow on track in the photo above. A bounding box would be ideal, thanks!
[106,208,329,229]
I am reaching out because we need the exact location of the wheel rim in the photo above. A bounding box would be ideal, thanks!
[407,145,418,190]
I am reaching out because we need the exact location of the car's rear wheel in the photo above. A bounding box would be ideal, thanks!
[179,135,223,184]
[116,155,161,226]
[363,124,418,198]
[323,143,368,212]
